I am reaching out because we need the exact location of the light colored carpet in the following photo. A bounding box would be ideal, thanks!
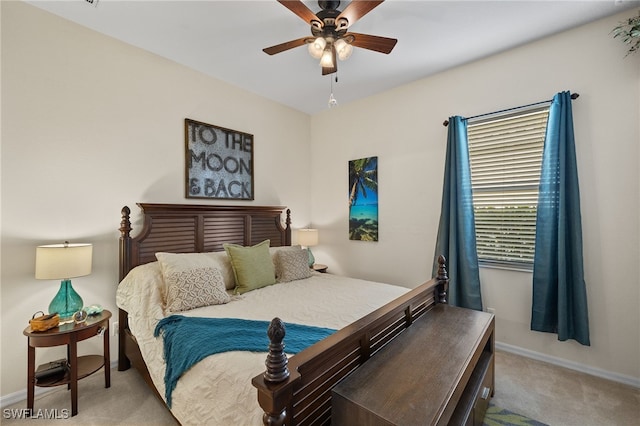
[3,350,639,425]
[2,368,177,425]
[492,351,640,426]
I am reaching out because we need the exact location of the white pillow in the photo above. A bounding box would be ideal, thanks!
[165,267,230,312]
[116,261,164,315]
[116,262,166,340]
[155,251,236,290]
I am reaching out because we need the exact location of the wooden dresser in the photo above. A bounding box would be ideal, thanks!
[331,304,495,426]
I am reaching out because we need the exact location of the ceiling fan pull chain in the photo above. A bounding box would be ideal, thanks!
[328,72,338,108]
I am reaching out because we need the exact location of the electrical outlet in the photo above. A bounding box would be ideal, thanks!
[486,307,496,315]
[112,321,119,336]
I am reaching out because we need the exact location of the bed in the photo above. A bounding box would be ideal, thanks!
[116,203,450,425]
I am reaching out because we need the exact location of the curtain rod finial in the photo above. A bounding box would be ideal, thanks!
[571,93,579,100]
[443,120,449,127]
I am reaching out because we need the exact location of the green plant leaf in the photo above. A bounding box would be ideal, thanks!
[612,11,640,56]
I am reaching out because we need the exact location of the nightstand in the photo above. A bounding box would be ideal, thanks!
[23,310,112,417]
[312,263,328,273]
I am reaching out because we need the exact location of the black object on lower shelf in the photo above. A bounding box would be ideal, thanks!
[35,359,68,381]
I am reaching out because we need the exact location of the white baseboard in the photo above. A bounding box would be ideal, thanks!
[1,384,56,409]
[0,361,119,409]
[496,341,640,389]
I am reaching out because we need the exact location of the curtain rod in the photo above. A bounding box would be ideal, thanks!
[442,92,579,127]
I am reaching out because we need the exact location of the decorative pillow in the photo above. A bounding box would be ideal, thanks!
[268,244,302,258]
[165,267,230,312]
[155,251,236,290]
[223,240,276,294]
[275,248,313,283]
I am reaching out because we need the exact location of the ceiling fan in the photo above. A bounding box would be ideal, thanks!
[263,0,397,75]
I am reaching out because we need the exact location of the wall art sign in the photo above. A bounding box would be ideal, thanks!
[348,156,378,241]
[185,118,254,200]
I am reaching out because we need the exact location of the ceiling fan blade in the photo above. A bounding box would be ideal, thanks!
[350,32,397,54]
[336,1,384,29]
[263,37,310,55]
[277,0,321,26]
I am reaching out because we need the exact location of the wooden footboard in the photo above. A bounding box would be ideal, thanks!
[252,256,449,426]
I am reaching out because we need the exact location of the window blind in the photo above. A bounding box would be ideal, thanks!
[467,107,549,268]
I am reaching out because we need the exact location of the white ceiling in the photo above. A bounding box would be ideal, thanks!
[25,0,639,115]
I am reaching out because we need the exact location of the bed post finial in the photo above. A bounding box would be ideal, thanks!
[436,255,449,304]
[264,317,290,383]
[119,206,133,283]
[261,318,289,426]
[120,206,132,237]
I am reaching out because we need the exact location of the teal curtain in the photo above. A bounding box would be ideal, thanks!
[531,91,590,346]
[433,116,483,311]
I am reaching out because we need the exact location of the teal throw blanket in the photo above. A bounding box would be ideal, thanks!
[153,315,335,407]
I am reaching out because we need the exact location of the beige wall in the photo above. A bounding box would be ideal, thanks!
[2,1,639,402]
[1,1,311,397]
[310,11,639,383]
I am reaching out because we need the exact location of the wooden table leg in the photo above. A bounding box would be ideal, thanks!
[26,342,35,416]
[69,336,78,416]
[66,345,71,390]
[104,323,111,388]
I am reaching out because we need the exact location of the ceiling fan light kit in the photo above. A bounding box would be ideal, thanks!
[264,0,397,76]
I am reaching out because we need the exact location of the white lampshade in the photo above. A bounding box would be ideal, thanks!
[334,38,353,61]
[35,243,93,280]
[298,229,319,247]
[308,37,326,59]
[319,47,334,68]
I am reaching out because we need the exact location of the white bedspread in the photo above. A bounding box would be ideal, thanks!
[116,262,408,425]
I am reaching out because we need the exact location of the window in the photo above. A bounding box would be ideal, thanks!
[467,106,550,270]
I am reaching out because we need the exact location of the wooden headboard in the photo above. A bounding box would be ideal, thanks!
[118,203,291,281]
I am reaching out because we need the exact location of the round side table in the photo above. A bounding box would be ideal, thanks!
[23,309,112,417]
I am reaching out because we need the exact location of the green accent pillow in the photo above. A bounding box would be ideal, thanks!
[223,240,276,294]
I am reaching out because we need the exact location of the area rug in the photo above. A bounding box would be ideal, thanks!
[483,404,549,426]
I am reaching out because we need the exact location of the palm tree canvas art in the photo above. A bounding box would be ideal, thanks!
[348,156,378,241]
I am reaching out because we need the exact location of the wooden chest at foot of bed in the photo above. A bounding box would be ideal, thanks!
[331,304,495,426]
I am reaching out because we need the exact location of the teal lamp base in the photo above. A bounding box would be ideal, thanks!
[307,247,315,267]
[49,279,83,323]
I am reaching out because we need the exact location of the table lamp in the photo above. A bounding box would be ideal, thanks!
[35,241,92,324]
[298,229,319,267]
